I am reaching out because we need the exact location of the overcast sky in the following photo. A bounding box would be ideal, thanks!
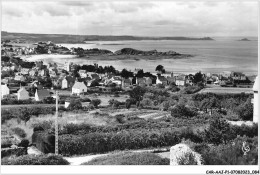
[1,0,259,37]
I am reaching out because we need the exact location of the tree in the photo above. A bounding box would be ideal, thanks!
[121,69,133,78]
[193,71,204,85]
[125,99,132,110]
[91,99,101,108]
[171,104,197,118]
[129,86,146,103]
[236,98,253,121]
[155,65,165,74]
[17,108,31,125]
[204,115,235,144]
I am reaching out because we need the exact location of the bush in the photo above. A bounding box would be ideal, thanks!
[200,136,258,165]
[203,116,235,145]
[11,127,27,138]
[171,104,197,118]
[18,139,30,148]
[1,154,70,165]
[68,99,82,110]
[82,152,170,165]
[91,99,101,108]
[81,97,91,102]
[115,114,125,124]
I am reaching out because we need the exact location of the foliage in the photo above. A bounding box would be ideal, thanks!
[18,139,30,148]
[125,99,132,109]
[203,115,235,144]
[42,97,55,104]
[235,98,253,121]
[200,136,258,165]
[91,99,101,108]
[59,128,182,156]
[171,104,197,118]
[68,99,82,110]
[129,86,146,102]
[16,107,31,125]
[155,65,166,74]
[193,71,204,84]
[183,85,203,94]
[1,154,70,165]
[82,152,170,165]
[11,127,27,138]
[177,152,198,165]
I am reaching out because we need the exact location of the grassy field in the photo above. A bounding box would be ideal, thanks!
[199,85,253,94]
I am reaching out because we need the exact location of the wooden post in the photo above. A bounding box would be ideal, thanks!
[55,91,58,155]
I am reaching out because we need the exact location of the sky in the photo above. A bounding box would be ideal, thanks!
[1,0,259,37]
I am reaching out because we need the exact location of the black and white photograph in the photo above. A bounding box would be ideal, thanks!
[0,0,259,173]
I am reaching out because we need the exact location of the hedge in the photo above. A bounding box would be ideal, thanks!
[1,154,69,165]
[59,129,182,156]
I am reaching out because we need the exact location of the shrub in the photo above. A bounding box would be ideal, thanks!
[81,97,91,102]
[203,116,235,144]
[115,114,125,124]
[200,136,258,165]
[82,152,170,165]
[171,104,197,118]
[68,99,82,110]
[183,85,203,94]
[43,97,55,104]
[1,154,69,165]
[177,152,198,165]
[11,127,27,138]
[91,99,101,108]
[18,139,30,148]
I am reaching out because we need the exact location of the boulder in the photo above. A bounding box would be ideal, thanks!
[170,144,203,165]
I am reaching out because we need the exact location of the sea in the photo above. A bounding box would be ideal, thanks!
[27,36,259,75]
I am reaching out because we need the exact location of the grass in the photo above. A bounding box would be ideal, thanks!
[81,151,170,165]
[1,154,70,165]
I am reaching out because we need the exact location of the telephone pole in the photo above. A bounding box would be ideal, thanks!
[55,91,59,155]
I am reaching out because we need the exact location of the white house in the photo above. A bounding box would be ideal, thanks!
[17,87,30,100]
[72,82,88,95]
[252,76,259,123]
[1,84,10,98]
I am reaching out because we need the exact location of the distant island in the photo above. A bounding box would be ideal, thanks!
[1,31,214,43]
[239,38,250,41]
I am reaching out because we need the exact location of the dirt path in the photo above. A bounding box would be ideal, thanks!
[64,148,170,165]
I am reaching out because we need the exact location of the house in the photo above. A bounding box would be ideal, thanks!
[1,84,10,98]
[39,69,49,77]
[122,78,133,88]
[14,75,26,82]
[167,76,176,85]
[29,70,37,76]
[136,78,146,86]
[64,61,73,72]
[72,82,88,95]
[35,89,50,101]
[145,77,153,86]
[20,68,30,75]
[156,76,168,85]
[17,87,30,100]
[110,76,122,86]
[175,76,186,86]
[79,70,87,78]
[62,76,75,89]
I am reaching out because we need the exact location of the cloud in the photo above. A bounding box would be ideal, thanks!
[1,1,258,37]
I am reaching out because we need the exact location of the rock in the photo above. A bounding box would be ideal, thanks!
[170,144,203,165]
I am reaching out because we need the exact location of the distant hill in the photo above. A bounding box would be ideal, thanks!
[239,38,250,41]
[1,31,214,43]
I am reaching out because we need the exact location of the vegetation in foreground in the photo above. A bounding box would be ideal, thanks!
[81,152,170,165]
[1,154,69,165]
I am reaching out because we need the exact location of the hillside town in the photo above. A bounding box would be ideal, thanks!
[1,40,256,103]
